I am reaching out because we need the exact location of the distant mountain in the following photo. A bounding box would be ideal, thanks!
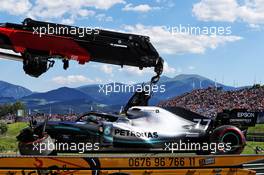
[0,74,237,113]
[23,87,90,102]
[78,74,236,107]
[78,83,133,105]
[0,97,16,104]
[158,75,172,83]
[21,87,95,112]
[29,99,95,114]
[171,74,208,81]
[0,81,32,99]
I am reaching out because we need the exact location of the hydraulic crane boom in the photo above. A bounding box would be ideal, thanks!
[0,18,163,78]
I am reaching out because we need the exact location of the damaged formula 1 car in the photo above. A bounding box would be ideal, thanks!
[16,92,264,155]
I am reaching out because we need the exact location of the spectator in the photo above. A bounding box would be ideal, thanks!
[159,86,264,117]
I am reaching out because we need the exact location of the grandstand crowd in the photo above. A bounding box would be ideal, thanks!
[159,85,264,117]
[0,114,79,123]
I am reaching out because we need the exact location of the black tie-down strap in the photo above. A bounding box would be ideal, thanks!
[123,58,164,113]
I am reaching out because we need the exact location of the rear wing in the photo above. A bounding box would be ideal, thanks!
[164,107,264,132]
[215,109,264,130]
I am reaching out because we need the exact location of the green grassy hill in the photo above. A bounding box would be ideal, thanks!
[248,124,264,133]
[0,122,28,153]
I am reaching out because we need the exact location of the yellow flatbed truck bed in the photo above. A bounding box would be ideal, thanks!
[0,155,262,175]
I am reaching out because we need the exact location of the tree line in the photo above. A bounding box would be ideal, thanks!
[0,101,26,117]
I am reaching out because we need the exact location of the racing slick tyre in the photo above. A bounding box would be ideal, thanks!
[18,134,56,156]
[209,125,246,154]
